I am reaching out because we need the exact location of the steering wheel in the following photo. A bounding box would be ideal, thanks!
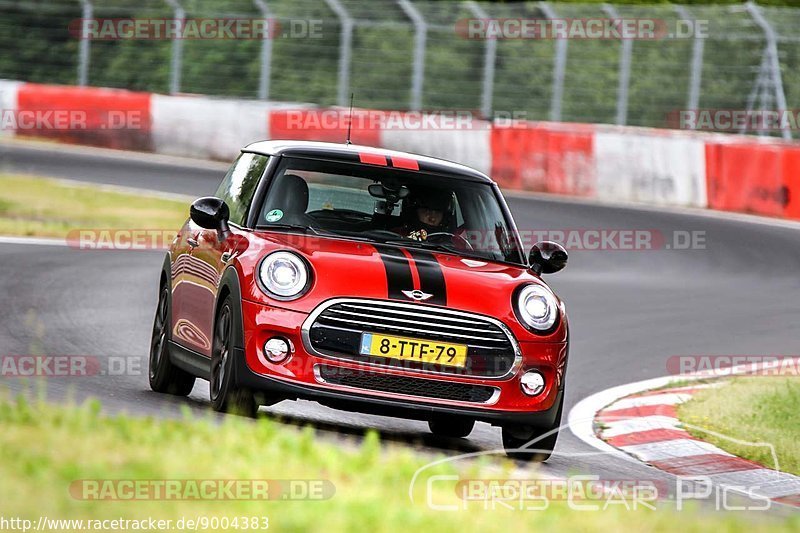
[426,232,474,251]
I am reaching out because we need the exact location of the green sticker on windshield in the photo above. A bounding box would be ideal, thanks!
[265,209,283,222]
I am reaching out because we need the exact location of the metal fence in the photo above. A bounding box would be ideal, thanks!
[2,0,799,138]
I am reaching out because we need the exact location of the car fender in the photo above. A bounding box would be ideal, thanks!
[215,264,248,381]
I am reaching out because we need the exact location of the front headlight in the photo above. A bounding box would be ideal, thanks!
[257,251,310,300]
[515,284,559,332]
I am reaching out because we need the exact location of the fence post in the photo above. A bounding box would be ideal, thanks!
[323,0,353,108]
[464,1,495,119]
[253,0,273,100]
[745,2,791,140]
[539,2,567,122]
[602,4,631,125]
[165,0,184,94]
[674,6,704,123]
[397,0,427,111]
[77,0,93,86]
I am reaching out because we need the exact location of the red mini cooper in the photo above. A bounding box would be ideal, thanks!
[149,140,569,460]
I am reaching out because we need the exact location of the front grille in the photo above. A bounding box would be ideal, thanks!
[315,365,497,403]
[304,299,518,377]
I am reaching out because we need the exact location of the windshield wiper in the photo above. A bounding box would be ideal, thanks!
[381,239,457,254]
[257,223,324,235]
[258,224,375,242]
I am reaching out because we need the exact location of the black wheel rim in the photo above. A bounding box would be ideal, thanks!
[149,287,168,380]
[211,305,231,401]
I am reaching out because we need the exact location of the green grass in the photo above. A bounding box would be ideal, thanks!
[0,174,189,238]
[677,377,800,476]
[0,395,798,532]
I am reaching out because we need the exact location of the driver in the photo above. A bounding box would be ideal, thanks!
[395,186,455,241]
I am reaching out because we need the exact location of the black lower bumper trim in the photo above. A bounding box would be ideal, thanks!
[231,347,562,428]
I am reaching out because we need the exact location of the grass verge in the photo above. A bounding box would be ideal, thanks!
[0,395,797,532]
[677,377,800,476]
[0,174,188,238]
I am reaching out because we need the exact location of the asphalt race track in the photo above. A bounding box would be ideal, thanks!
[2,141,800,502]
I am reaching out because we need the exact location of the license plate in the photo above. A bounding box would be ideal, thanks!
[359,333,468,368]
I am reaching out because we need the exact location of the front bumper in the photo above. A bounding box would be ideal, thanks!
[239,299,568,427]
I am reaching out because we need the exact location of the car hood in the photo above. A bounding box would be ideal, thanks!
[235,231,565,342]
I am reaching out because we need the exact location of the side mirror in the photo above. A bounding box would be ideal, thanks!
[190,197,231,238]
[529,241,567,275]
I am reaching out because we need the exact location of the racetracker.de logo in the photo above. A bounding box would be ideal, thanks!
[0,355,142,377]
[67,229,178,250]
[455,18,707,40]
[672,109,800,132]
[0,110,144,131]
[505,229,706,251]
[666,355,800,377]
[68,18,322,40]
[69,479,335,500]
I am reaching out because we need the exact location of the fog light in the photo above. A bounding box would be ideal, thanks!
[264,337,291,364]
[520,371,545,396]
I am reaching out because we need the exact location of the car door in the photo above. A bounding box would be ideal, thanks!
[173,152,269,357]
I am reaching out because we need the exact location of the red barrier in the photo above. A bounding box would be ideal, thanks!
[705,142,787,217]
[15,83,152,151]
[781,147,800,220]
[269,108,381,146]
[490,123,594,194]
[544,126,595,196]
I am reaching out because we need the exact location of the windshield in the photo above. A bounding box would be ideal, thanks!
[257,156,524,264]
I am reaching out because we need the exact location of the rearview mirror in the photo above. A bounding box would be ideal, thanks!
[190,197,231,238]
[368,183,410,201]
[529,241,567,275]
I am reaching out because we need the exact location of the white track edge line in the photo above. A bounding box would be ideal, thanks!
[568,357,800,466]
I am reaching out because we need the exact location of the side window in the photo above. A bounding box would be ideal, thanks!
[215,153,269,225]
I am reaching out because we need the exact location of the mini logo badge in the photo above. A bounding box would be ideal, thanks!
[402,289,433,302]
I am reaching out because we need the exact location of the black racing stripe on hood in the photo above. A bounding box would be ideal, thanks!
[405,249,447,306]
[373,245,414,300]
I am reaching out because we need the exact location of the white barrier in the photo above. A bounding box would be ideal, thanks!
[0,80,20,137]
[594,129,708,208]
[151,95,272,161]
[381,126,492,176]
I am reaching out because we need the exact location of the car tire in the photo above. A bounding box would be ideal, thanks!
[209,295,258,417]
[149,283,196,396]
[501,396,563,462]
[428,417,475,438]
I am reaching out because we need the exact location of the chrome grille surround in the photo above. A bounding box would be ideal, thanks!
[301,298,522,380]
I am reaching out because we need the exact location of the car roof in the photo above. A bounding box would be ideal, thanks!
[243,140,493,183]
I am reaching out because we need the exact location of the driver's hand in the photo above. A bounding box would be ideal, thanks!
[407,229,428,241]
